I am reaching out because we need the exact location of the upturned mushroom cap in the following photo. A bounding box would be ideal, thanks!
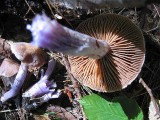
[10,42,47,67]
[68,14,145,92]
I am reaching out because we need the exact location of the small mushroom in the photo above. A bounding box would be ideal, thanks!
[0,58,20,88]
[10,42,47,67]
[0,42,48,103]
[0,63,28,103]
[0,58,19,77]
[28,13,145,92]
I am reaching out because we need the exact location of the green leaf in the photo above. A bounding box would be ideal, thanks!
[79,94,143,120]
[44,112,55,116]
[79,94,127,120]
[112,96,143,120]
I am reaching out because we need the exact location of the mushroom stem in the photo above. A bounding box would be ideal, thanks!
[22,59,56,98]
[27,14,110,59]
[40,59,56,81]
[1,63,28,103]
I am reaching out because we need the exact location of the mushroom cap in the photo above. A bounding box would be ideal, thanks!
[0,58,19,77]
[10,42,47,67]
[68,14,145,92]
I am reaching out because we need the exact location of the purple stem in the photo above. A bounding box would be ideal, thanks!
[40,59,56,81]
[22,59,56,98]
[1,63,28,103]
[41,90,61,102]
[27,14,110,59]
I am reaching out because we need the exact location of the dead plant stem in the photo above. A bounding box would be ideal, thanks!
[139,78,160,117]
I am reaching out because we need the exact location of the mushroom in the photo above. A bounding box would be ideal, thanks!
[0,42,48,103]
[10,42,47,67]
[0,63,28,103]
[68,14,145,92]
[0,58,19,77]
[0,58,20,88]
[28,13,145,92]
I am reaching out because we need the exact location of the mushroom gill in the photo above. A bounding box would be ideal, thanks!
[68,14,145,92]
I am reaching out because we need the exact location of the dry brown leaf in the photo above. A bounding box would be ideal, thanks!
[47,105,76,120]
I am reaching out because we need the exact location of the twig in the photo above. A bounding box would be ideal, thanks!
[146,20,160,33]
[61,54,81,99]
[153,4,160,18]
[24,0,35,16]
[23,8,31,18]
[47,0,73,28]
[45,0,56,19]
[118,8,125,15]
[139,78,160,117]
[146,26,160,33]
[0,109,20,113]
[61,54,87,120]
